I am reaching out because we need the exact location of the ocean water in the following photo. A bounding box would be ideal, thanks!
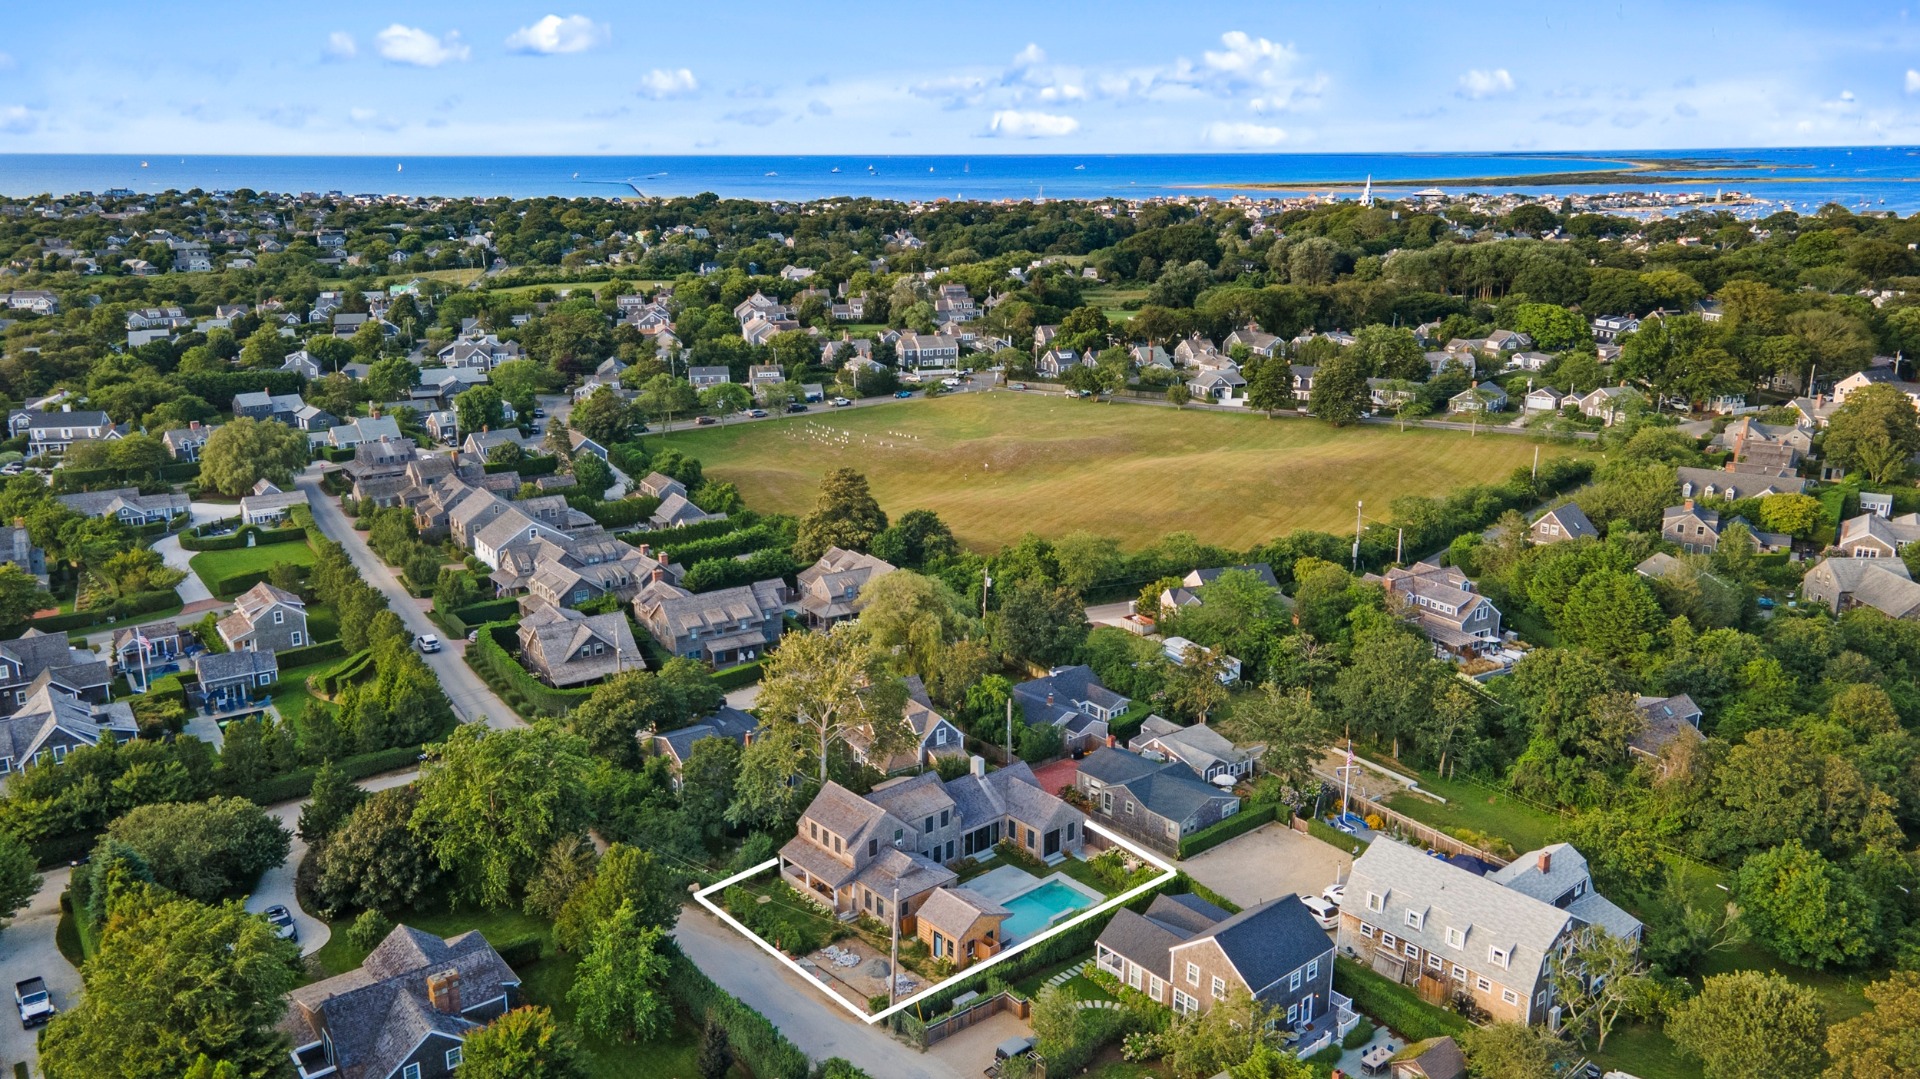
[0,148,1916,212]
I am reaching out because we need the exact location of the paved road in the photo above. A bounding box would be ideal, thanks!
[674,905,969,1079]
[0,867,74,1076]
[243,769,421,959]
[294,468,522,730]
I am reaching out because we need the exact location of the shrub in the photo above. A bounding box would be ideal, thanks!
[347,909,394,950]
[1177,805,1278,859]
[1334,958,1467,1042]
[662,941,810,1079]
[1342,1018,1376,1049]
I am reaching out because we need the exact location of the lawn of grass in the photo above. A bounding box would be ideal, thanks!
[268,659,342,730]
[1591,1022,1701,1079]
[655,392,1583,551]
[1081,285,1148,321]
[1379,772,1565,856]
[188,541,316,591]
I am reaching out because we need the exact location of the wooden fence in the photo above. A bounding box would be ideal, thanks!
[922,991,1030,1047]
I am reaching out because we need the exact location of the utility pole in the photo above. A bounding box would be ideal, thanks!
[888,886,901,1006]
[1006,697,1014,763]
[1351,500,1363,571]
[981,566,992,620]
[1396,527,1404,565]
[1532,444,1540,480]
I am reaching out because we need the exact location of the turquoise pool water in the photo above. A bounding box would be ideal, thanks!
[1001,880,1095,941]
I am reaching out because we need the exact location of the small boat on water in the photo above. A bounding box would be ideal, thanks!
[765,171,778,176]
[1074,164,1085,170]
[831,167,840,173]
[397,163,403,173]
[140,161,148,168]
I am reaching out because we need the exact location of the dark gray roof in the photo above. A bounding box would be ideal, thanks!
[1079,748,1237,824]
[655,706,759,765]
[1012,665,1127,728]
[1177,895,1330,995]
[193,650,278,686]
[283,925,519,1079]
[1146,892,1233,933]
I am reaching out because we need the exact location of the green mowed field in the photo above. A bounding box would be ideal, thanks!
[655,393,1585,551]
[188,541,315,584]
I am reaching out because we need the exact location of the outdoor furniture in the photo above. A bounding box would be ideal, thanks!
[1360,1045,1393,1075]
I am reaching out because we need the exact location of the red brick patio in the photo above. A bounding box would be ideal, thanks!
[1029,756,1079,797]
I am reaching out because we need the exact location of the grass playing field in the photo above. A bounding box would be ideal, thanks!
[653,392,1586,551]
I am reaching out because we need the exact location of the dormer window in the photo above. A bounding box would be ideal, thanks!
[1446,926,1466,949]
[1405,909,1424,931]
[1489,946,1510,968]
[1365,892,1385,913]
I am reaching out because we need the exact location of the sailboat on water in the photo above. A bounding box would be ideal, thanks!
[1360,175,1373,207]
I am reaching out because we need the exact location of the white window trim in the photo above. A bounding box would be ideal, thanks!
[1186,962,1200,987]
[1445,927,1465,949]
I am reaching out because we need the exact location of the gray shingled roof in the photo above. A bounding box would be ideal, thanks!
[916,886,1009,940]
[1176,895,1330,994]
[654,706,759,765]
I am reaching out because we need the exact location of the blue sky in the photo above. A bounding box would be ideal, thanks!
[4,2,1920,154]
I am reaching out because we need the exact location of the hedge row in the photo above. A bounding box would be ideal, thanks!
[320,650,376,696]
[1333,958,1469,1042]
[50,463,198,491]
[28,590,180,633]
[494,934,544,969]
[180,522,309,551]
[660,523,783,565]
[624,510,758,548]
[238,744,426,806]
[1177,804,1278,859]
[710,660,765,691]
[574,496,654,529]
[272,638,349,670]
[208,565,307,598]
[483,453,560,477]
[465,621,598,717]
[661,943,811,1079]
[449,598,520,626]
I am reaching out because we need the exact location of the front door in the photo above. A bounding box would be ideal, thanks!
[1043,829,1060,857]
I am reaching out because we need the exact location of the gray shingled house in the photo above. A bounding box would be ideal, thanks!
[1073,747,1241,854]
[283,924,520,1079]
[218,582,310,654]
[515,605,641,688]
[1095,893,1349,1052]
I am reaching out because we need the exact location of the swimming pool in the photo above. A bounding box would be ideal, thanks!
[1001,879,1096,941]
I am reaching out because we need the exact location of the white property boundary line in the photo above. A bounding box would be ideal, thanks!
[693,819,1179,1025]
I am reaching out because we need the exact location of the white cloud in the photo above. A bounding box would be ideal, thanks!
[506,15,608,55]
[1459,68,1516,99]
[1012,43,1046,67]
[1203,31,1297,80]
[323,32,356,61]
[639,68,698,99]
[375,25,470,67]
[1204,121,1286,147]
[0,106,35,135]
[1908,70,1920,94]
[722,107,782,127]
[987,109,1079,138]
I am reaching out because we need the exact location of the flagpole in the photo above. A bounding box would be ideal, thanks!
[1342,731,1353,822]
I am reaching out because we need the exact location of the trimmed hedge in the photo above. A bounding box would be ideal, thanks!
[1178,804,1279,859]
[272,638,348,669]
[627,511,759,548]
[180,522,308,552]
[28,590,179,633]
[321,650,376,695]
[710,660,765,691]
[662,943,810,1079]
[450,598,520,626]
[574,496,654,529]
[465,621,597,718]
[660,523,783,565]
[207,566,307,598]
[483,453,560,477]
[239,744,426,806]
[1333,957,1468,1042]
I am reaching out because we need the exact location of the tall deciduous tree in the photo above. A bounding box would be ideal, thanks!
[103,796,290,904]
[1224,684,1330,793]
[198,417,311,496]
[1666,971,1827,1079]
[794,468,889,562]
[1825,383,1920,485]
[1825,970,1920,1079]
[38,893,302,1079]
[312,786,443,914]
[567,900,671,1042]
[853,569,971,680]
[755,625,908,784]
[1306,350,1368,427]
[570,385,634,446]
[409,722,594,908]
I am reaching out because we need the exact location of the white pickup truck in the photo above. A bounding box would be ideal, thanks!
[15,976,54,1028]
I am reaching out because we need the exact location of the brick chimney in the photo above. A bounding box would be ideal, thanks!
[426,970,461,1014]
[650,566,665,583]
[1045,692,1054,708]
[1682,498,1695,512]
[969,754,986,777]
[1537,850,1552,875]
